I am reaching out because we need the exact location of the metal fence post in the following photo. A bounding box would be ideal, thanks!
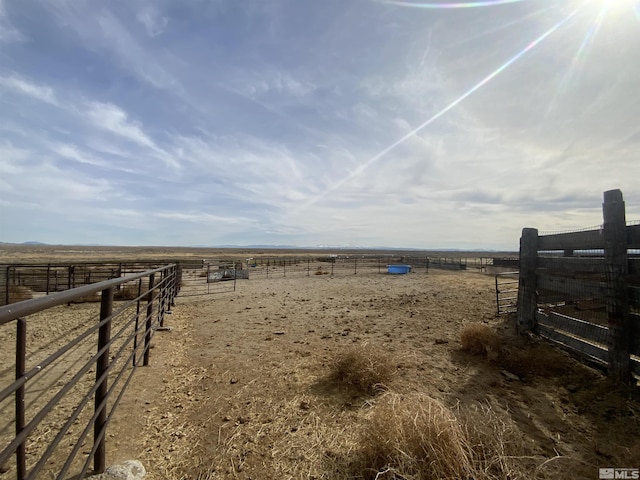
[602,189,631,383]
[516,228,538,332]
[16,317,27,480]
[4,266,9,306]
[94,287,113,474]
[158,270,166,328]
[143,274,155,366]
[133,278,143,367]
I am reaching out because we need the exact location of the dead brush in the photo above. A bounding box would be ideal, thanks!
[460,322,501,360]
[330,344,395,395]
[354,393,535,480]
[7,285,33,303]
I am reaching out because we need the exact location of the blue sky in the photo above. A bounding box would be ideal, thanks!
[1,0,639,249]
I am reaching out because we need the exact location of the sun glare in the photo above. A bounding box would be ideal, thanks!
[600,0,638,15]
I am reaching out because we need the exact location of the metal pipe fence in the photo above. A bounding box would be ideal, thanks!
[0,264,179,479]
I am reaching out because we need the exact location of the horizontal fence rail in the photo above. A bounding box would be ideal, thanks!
[0,264,178,479]
[518,189,640,383]
[0,261,175,307]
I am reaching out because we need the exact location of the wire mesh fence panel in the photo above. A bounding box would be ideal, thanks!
[519,199,640,380]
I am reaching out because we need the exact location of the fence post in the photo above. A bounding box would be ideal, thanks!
[16,317,27,480]
[602,189,631,383]
[94,286,113,474]
[4,266,9,306]
[133,278,143,367]
[517,228,538,332]
[143,274,155,366]
[158,270,166,328]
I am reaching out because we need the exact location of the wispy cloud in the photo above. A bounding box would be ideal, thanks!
[0,0,25,43]
[137,6,168,37]
[1,0,639,247]
[0,74,58,105]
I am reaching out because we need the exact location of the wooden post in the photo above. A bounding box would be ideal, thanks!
[517,228,538,332]
[602,189,631,383]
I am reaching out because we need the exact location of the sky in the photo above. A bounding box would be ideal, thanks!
[1,0,639,250]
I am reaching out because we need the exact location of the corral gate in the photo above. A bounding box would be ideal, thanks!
[495,272,519,315]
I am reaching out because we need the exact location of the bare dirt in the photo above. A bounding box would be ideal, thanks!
[107,269,639,479]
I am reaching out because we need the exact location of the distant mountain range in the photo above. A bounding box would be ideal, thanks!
[0,241,49,245]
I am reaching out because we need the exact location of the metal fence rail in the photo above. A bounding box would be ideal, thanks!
[0,264,178,479]
[1,262,171,306]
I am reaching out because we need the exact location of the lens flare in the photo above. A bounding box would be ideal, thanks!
[545,3,607,118]
[379,0,534,8]
[298,5,583,212]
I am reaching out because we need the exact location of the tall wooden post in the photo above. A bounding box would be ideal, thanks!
[602,189,630,383]
[517,228,538,332]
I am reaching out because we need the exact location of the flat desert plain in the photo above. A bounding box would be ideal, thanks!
[1,246,639,479]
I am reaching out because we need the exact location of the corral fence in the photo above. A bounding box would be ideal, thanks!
[0,262,171,307]
[237,254,495,279]
[241,255,430,279]
[0,260,236,306]
[517,189,640,383]
[177,261,238,297]
[0,264,179,479]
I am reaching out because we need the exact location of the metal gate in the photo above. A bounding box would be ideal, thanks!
[495,272,519,315]
[177,262,239,297]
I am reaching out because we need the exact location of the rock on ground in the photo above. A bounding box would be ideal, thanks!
[87,460,146,480]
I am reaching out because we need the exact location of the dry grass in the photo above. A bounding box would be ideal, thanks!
[460,322,501,359]
[460,323,571,380]
[7,285,34,303]
[353,393,537,480]
[330,343,395,395]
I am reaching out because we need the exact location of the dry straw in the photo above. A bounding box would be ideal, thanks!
[330,343,396,395]
[354,392,536,480]
[460,322,501,360]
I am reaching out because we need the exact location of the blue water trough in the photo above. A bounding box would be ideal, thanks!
[387,264,411,275]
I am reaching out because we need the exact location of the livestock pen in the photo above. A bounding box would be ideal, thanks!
[517,189,640,383]
[0,265,179,479]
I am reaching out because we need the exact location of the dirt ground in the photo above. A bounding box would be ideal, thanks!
[100,268,640,479]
